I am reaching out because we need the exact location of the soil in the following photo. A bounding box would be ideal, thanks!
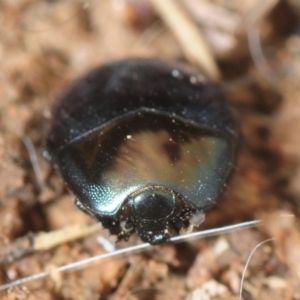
[0,0,300,299]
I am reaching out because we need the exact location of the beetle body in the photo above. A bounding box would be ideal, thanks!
[46,58,238,245]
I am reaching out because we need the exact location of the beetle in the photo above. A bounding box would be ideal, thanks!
[46,58,238,245]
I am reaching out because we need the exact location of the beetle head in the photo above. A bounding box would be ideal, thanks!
[118,186,195,244]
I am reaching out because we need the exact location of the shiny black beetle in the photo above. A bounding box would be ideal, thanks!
[46,58,238,245]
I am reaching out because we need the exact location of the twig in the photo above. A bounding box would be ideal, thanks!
[22,136,45,191]
[0,220,260,291]
[147,0,220,80]
[0,223,102,264]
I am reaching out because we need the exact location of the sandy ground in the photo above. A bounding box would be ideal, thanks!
[0,0,300,299]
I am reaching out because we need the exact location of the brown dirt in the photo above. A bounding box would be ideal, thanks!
[0,0,300,299]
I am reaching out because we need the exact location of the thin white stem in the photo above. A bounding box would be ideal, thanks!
[0,220,260,291]
[239,238,275,300]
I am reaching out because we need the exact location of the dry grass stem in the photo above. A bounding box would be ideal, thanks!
[147,0,221,80]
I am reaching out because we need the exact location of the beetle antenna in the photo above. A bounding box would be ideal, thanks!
[0,220,260,291]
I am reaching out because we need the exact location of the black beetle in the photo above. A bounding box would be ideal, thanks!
[46,58,238,245]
